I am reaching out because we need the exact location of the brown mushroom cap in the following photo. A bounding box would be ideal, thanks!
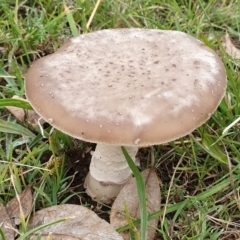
[25,29,226,146]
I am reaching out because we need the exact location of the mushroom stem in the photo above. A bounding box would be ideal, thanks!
[84,143,138,202]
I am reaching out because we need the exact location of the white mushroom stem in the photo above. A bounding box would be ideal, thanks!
[84,143,138,202]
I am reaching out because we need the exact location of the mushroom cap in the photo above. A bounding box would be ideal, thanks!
[25,29,227,146]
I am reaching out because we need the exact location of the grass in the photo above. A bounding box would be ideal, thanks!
[1,0,240,239]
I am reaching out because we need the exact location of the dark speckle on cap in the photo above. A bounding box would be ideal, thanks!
[25,29,227,146]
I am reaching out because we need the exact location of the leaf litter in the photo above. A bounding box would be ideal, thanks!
[222,32,240,59]
[28,204,123,240]
[0,185,33,240]
[110,168,161,240]
[6,185,33,226]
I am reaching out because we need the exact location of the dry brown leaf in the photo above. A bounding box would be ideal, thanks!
[6,185,33,225]
[223,32,240,59]
[6,96,45,127]
[6,106,43,126]
[0,204,16,240]
[28,204,123,240]
[110,168,161,240]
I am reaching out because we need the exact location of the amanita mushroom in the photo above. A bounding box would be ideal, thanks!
[25,29,226,202]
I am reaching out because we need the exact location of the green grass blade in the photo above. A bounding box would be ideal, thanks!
[118,171,238,232]
[164,172,238,214]
[64,3,79,37]
[0,119,35,138]
[0,99,33,110]
[0,227,6,240]
[18,217,69,240]
[121,146,147,240]
[193,134,227,164]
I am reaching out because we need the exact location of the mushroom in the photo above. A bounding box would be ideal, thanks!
[25,29,227,203]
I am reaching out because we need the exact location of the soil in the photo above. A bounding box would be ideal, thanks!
[62,142,153,222]
[62,143,164,240]
[9,132,224,239]
[47,140,199,215]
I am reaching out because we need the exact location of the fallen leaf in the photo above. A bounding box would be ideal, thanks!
[0,204,16,240]
[110,168,161,240]
[223,32,240,59]
[6,185,33,225]
[28,204,123,240]
[6,96,45,127]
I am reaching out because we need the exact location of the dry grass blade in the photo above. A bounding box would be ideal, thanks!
[161,153,185,229]
[86,0,102,30]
